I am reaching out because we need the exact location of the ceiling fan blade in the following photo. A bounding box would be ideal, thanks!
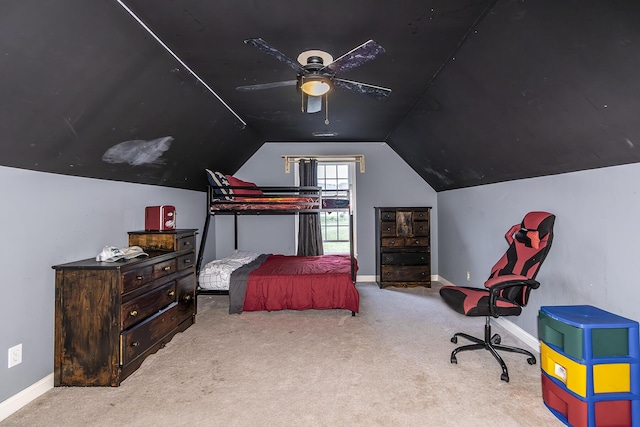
[244,38,305,73]
[334,78,391,99]
[322,40,386,75]
[236,80,297,92]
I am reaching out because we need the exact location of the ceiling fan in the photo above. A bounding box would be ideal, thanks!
[236,38,391,123]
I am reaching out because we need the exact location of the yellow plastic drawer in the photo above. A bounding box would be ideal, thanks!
[541,341,632,397]
[593,363,630,394]
[541,341,588,397]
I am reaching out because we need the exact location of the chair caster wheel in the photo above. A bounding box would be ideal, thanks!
[451,355,457,364]
[501,373,509,382]
[491,334,501,345]
[451,337,458,344]
[527,357,536,365]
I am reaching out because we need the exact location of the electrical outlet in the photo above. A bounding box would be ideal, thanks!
[466,271,471,282]
[8,344,22,368]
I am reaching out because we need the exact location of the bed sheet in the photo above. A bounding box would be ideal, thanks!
[240,254,359,314]
[198,251,259,290]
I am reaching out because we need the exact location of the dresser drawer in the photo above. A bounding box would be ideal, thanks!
[379,211,396,221]
[405,237,429,247]
[381,252,429,265]
[381,237,405,247]
[381,265,430,281]
[176,235,196,252]
[177,253,195,270]
[175,272,196,321]
[152,258,178,280]
[412,221,430,236]
[121,281,177,330]
[120,303,183,366]
[379,221,396,237]
[412,210,429,221]
[122,266,154,294]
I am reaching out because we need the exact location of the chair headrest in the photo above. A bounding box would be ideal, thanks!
[515,211,556,249]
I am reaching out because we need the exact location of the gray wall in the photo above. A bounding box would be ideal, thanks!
[205,142,438,277]
[438,162,640,338]
[0,165,209,403]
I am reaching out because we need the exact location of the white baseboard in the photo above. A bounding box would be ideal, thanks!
[356,274,441,284]
[356,274,375,282]
[0,373,54,422]
[434,275,539,353]
[493,317,540,352]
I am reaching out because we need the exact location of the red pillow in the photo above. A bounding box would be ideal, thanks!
[225,175,263,196]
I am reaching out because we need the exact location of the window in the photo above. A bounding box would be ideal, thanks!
[292,156,359,255]
[317,162,355,254]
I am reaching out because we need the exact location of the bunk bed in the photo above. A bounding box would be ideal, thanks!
[195,170,359,315]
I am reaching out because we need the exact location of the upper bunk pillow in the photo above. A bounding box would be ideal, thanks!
[205,169,234,200]
[226,175,263,196]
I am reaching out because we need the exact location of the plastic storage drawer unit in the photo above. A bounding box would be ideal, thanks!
[539,305,640,426]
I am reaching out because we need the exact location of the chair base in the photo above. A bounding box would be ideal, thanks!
[449,317,537,382]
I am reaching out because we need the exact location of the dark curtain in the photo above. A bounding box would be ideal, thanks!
[297,159,324,256]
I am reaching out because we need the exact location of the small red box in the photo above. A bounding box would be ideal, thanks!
[145,205,176,231]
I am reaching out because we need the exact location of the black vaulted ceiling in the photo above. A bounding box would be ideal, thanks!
[2,0,640,191]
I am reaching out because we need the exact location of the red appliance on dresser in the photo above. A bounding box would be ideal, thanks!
[145,205,176,231]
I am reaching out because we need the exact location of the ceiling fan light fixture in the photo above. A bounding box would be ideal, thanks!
[300,75,333,96]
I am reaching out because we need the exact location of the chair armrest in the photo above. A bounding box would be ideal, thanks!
[485,274,540,290]
[486,277,540,318]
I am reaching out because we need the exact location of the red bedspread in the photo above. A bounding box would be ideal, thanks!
[242,254,359,313]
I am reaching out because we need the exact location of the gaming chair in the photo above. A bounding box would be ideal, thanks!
[439,211,556,382]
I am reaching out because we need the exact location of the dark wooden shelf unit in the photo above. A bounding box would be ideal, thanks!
[375,207,431,288]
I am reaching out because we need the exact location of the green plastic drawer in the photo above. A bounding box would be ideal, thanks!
[539,306,638,360]
[539,311,584,360]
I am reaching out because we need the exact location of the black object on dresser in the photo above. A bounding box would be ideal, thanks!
[53,229,197,386]
[375,207,431,288]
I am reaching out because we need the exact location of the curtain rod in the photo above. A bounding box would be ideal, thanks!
[281,155,365,173]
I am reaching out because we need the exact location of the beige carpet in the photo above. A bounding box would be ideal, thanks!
[2,282,560,426]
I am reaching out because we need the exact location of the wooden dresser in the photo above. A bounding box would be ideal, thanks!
[53,229,197,386]
[375,207,431,288]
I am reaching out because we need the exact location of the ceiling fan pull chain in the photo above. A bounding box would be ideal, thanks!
[325,94,329,125]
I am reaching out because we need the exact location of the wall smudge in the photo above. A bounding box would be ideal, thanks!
[102,136,173,166]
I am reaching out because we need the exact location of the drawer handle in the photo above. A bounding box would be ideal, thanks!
[132,342,140,347]
[183,241,191,246]
[390,240,395,245]
[386,227,391,231]
[129,310,138,317]
[163,266,171,271]
[183,259,192,264]
[183,294,192,302]
[415,240,419,244]
[167,290,175,297]
[136,275,144,281]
